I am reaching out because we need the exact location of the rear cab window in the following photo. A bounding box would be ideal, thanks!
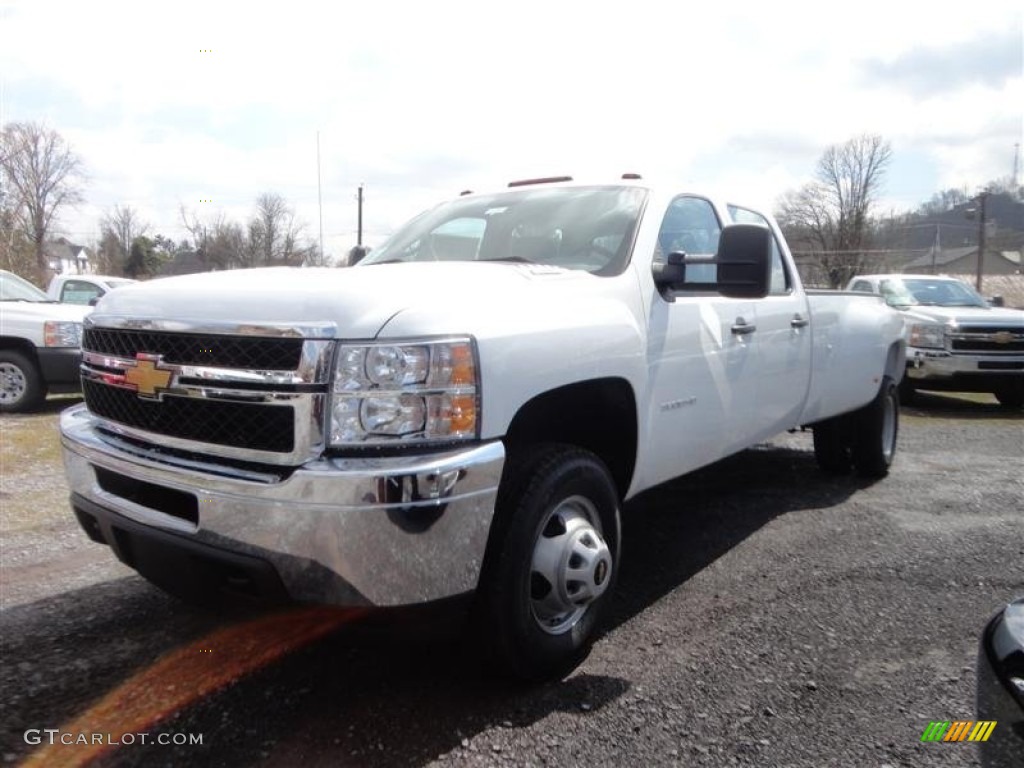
[727,205,791,295]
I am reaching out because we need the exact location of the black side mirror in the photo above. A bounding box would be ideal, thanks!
[660,223,772,299]
[715,224,773,299]
[652,251,687,286]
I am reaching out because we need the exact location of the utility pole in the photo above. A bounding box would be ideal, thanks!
[974,192,988,292]
[316,131,324,264]
[356,183,364,246]
[1013,142,1020,191]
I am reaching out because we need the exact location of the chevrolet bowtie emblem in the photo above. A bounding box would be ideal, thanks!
[124,354,174,399]
[991,331,1014,345]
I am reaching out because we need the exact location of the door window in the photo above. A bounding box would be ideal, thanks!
[654,197,721,284]
[60,280,103,305]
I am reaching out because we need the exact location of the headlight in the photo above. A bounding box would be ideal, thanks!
[43,321,83,347]
[907,323,945,349]
[329,337,478,446]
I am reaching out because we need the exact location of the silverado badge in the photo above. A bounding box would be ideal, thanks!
[124,354,174,399]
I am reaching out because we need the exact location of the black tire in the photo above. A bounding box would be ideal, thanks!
[477,444,621,682]
[813,417,852,474]
[898,375,917,406]
[0,350,46,413]
[993,383,1024,410]
[852,375,899,478]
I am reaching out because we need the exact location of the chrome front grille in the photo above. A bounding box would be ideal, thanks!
[948,325,1024,354]
[83,327,304,369]
[82,379,296,452]
[80,323,335,466]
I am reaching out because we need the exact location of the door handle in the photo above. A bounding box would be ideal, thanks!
[791,313,809,328]
[731,318,756,335]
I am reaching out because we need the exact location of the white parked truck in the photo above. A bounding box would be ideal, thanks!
[60,178,906,680]
[47,274,137,305]
[1,270,90,412]
[847,274,1024,408]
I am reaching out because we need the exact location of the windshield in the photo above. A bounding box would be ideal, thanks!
[360,185,648,276]
[880,278,988,308]
[0,271,50,302]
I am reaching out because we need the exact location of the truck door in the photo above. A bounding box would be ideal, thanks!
[728,205,812,440]
[643,196,758,487]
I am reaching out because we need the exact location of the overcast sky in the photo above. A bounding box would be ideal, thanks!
[2,0,1021,260]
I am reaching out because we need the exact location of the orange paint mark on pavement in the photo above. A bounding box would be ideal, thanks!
[23,605,364,767]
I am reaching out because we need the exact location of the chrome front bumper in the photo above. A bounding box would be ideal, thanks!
[60,404,505,606]
[906,348,1024,382]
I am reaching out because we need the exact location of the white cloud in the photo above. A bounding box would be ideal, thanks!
[3,0,1021,255]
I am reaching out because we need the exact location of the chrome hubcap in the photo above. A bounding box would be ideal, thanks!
[0,363,26,404]
[530,495,612,635]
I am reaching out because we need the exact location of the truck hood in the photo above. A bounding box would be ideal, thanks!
[89,264,593,338]
[0,300,92,323]
[900,305,1024,327]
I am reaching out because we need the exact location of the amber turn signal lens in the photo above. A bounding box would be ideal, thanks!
[450,344,475,386]
[449,394,477,434]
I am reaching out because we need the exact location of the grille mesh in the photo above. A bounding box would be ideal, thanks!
[83,379,295,452]
[83,328,303,369]
[950,327,1024,354]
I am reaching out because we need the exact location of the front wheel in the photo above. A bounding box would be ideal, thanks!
[993,382,1023,410]
[852,375,899,478]
[477,444,620,682]
[0,350,46,413]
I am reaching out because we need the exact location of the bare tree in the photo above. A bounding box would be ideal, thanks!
[777,134,893,287]
[180,205,242,270]
[253,192,302,265]
[0,205,35,277]
[99,204,149,275]
[179,193,309,272]
[917,187,973,217]
[0,122,85,280]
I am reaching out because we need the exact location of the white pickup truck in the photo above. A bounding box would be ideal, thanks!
[847,274,1024,408]
[60,178,905,680]
[47,274,137,306]
[1,269,90,412]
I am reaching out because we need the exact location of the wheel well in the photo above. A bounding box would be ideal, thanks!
[503,378,637,498]
[0,337,39,364]
[884,341,905,384]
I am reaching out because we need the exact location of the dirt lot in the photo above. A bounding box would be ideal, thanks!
[1,392,1022,767]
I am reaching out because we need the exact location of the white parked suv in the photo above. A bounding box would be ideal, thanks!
[847,274,1024,408]
[0,270,90,412]
[61,178,906,679]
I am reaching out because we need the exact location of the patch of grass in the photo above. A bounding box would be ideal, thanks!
[0,412,70,533]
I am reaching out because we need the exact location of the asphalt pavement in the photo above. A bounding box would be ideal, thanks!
[1,393,1021,767]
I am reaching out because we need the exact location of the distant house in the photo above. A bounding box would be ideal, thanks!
[44,237,93,275]
[903,246,1022,275]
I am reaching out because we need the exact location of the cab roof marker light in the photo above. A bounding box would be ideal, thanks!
[621,173,643,180]
[507,176,573,188]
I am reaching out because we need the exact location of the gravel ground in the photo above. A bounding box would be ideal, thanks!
[0,392,1021,767]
